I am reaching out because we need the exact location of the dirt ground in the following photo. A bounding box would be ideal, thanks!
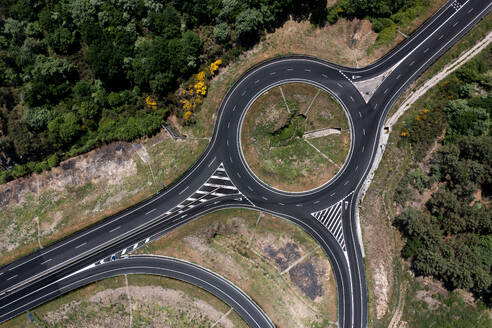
[241,83,350,191]
[1,275,247,328]
[141,209,339,328]
[0,132,207,266]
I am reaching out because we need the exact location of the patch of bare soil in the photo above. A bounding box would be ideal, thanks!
[264,242,301,271]
[0,142,137,209]
[289,261,325,300]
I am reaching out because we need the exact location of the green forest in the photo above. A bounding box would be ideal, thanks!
[394,49,492,305]
[0,0,431,184]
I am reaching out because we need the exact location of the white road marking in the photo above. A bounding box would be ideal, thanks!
[262,196,268,200]
[227,121,230,128]
[208,156,216,167]
[467,8,473,14]
[241,90,246,96]
[229,156,233,163]
[210,175,230,181]
[236,172,241,178]
[145,209,156,215]
[232,105,236,112]
[204,183,237,190]
[40,259,52,265]
[336,82,343,88]
[355,165,359,171]
[384,88,388,94]
[452,21,459,27]
[350,96,355,101]
[363,129,365,136]
[269,71,276,75]
[409,60,415,66]
[278,202,285,205]
[296,204,303,207]
[110,226,121,233]
[181,214,188,218]
[287,68,293,71]
[344,180,349,186]
[255,79,260,84]
[6,275,17,281]
[75,243,86,249]
[247,186,253,191]
[313,200,320,204]
[396,73,402,79]
[438,34,444,40]
[304,69,311,72]
[330,192,336,197]
[226,139,229,146]
[322,74,328,78]
[358,111,362,118]
[178,186,189,195]
[362,146,365,152]
[424,47,429,53]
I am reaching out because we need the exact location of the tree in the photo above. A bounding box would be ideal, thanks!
[47,27,78,55]
[213,22,230,43]
[235,8,263,44]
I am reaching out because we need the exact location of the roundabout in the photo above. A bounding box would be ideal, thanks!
[1,1,491,327]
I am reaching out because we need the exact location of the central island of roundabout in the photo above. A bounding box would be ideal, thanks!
[240,82,351,192]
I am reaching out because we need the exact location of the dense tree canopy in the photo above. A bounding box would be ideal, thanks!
[394,54,492,305]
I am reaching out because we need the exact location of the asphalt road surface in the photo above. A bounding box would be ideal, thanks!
[0,255,274,328]
[1,0,491,327]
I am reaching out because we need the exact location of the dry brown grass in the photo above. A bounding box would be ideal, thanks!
[141,209,338,328]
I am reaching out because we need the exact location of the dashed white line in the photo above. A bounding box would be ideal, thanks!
[181,214,188,218]
[424,48,429,53]
[362,146,365,152]
[229,156,233,163]
[247,186,253,191]
[110,226,121,233]
[363,129,366,136]
[278,202,285,205]
[350,96,354,101]
[383,88,388,94]
[227,121,230,128]
[208,157,216,167]
[313,200,320,204]
[145,209,156,215]
[236,172,241,178]
[254,79,260,84]
[336,82,343,88]
[344,180,349,186]
[7,275,17,281]
[304,69,311,72]
[330,192,336,197]
[322,74,328,78]
[40,259,52,265]
[287,68,293,71]
[262,196,268,200]
[355,165,359,171]
[358,111,362,118]
[438,34,444,40]
[75,243,86,249]
[467,8,473,14]
[226,139,229,147]
[178,186,189,195]
[269,71,276,75]
[232,105,236,112]
[396,73,402,79]
[241,90,246,96]
[296,204,303,207]
[409,60,415,66]
[452,21,459,27]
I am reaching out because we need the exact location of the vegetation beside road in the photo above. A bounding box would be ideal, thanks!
[139,209,339,328]
[241,83,350,192]
[0,0,446,184]
[360,19,492,327]
[0,275,246,328]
